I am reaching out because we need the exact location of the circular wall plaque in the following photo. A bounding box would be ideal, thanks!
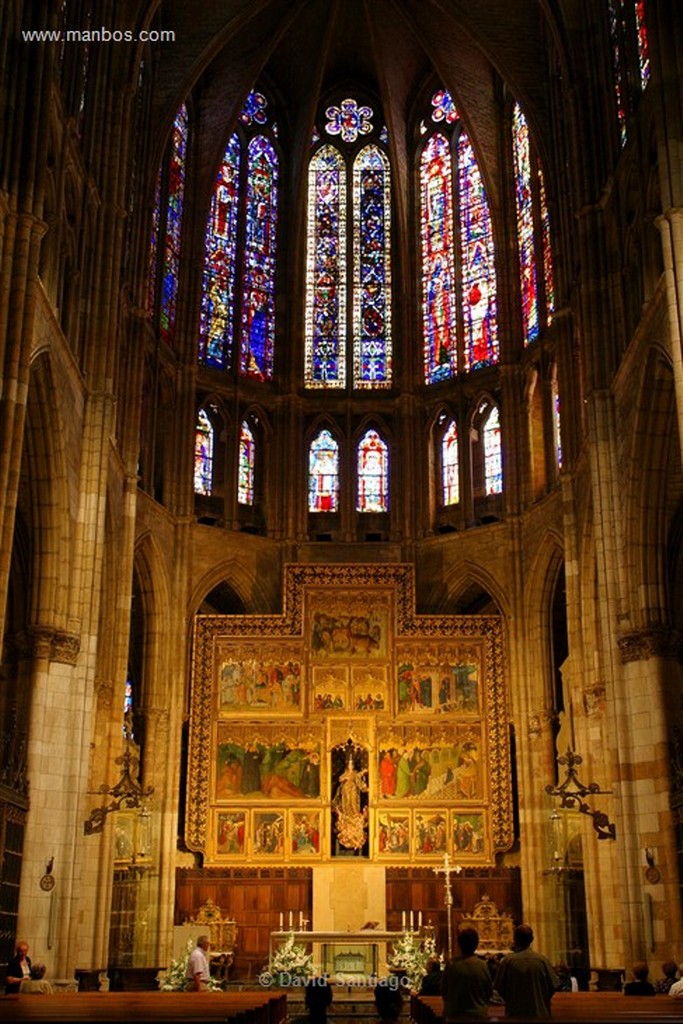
[40,874,55,892]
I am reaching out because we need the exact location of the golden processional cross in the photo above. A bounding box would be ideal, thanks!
[432,852,462,959]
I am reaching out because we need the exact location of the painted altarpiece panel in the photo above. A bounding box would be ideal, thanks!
[187,563,511,865]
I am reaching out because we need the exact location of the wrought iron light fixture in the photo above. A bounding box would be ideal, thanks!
[545,747,616,840]
[84,718,153,835]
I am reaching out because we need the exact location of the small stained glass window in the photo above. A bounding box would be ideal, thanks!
[238,421,255,505]
[357,429,389,512]
[483,406,502,495]
[309,429,340,512]
[441,421,460,506]
[194,408,214,495]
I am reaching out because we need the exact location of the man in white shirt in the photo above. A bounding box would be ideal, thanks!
[186,935,211,991]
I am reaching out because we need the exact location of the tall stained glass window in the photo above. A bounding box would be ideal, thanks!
[420,89,498,383]
[441,420,460,505]
[305,98,391,389]
[199,90,278,378]
[238,421,255,505]
[194,408,214,495]
[483,406,503,495]
[608,1,650,147]
[148,103,188,348]
[309,429,340,512]
[552,377,563,471]
[357,429,389,512]
[512,102,554,345]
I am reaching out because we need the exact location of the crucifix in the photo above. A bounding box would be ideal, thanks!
[432,852,462,959]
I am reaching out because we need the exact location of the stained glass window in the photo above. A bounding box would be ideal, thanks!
[199,134,240,369]
[421,89,498,381]
[512,104,538,346]
[199,90,278,378]
[238,421,255,505]
[194,408,214,495]
[305,146,347,387]
[160,104,188,348]
[353,145,391,388]
[357,429,389,512]
[483,406,502,495]
[441,420,459,505]
[538,164,555,325]
[636,1,650,89]
[609,1,649,146]
[308,429,340,512]
[240,136,278,379]
[458,132,498,369]
[421,133,458,383]
[305,99,391,390]
[147,166,161,318]
[552,379,563,470]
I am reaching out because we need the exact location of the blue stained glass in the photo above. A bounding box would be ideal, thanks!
[458,132,498,369]
[305,146,346,387]
[239,89,268,126]
[240,136,278,380]
[308,429,340,512]
[325,98,373,143]
[353,145,391,388]
[357,429,389,512]
[199,134,240,369]
[160,103,188,348]
[421,133,458,383]
[431,89,459,124]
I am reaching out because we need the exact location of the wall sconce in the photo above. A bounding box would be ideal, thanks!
[84,720,153,835]
[545,747,616,840]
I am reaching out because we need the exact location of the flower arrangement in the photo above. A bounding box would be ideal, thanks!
[263,932,315,985]
[388,931,438,992]
[158,939,222,991]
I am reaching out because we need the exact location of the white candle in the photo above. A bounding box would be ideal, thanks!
[410,910,414,930]
[402,911,406,930]
[299,910,303,929]
[289,911,293,929]
[418,911,422,928]
[279,912,284,930]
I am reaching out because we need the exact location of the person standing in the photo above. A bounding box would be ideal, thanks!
[5,940,31,994]
[441,927,492,1020]
[186,935,211,991]
[493,924,559,1019]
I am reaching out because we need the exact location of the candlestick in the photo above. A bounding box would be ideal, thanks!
[402,911,406,930]
[289,911,293,928]
[410,910,414,930]
[279,912,284,929]
[299,910,303,928]
[418,911,422,928]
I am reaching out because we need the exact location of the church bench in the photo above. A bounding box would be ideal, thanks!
[0,990,286,1023]
[411,991,683,1022]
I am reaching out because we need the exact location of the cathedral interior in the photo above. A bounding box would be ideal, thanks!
[1,0,683,991]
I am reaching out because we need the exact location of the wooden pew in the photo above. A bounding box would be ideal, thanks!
[412,991,683,1022]
[0,990,287,1024]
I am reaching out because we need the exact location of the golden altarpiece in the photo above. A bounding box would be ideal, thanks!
[186,564,513,870]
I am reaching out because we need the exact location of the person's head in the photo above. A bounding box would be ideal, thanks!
[197,935,210,951]
[305,976,332,1015]
[632,961,649,982]
[513,925,534,950]
[16,941,29,959]
[29,964,46,981]
[662,960,678,979]
[425,958,440,974]
[457,927,480,957]
[374,981,403,1020]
